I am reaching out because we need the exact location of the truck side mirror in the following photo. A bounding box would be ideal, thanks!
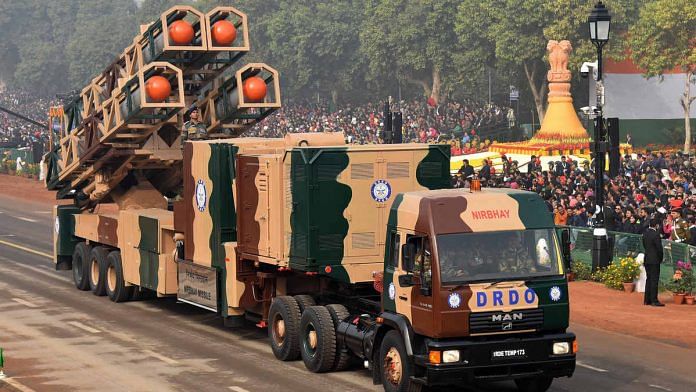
[561,229,572,271]
[401,243,416,272]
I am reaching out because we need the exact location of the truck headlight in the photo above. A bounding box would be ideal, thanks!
[442,350,460,363]
[553,342,570,355]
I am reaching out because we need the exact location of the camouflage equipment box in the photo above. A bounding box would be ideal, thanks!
[177,134,346,269]
[236,143,451,283]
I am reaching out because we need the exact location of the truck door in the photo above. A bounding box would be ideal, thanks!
[383,232,434,335]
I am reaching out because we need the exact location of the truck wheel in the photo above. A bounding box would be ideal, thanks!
[88,247,109,296]
[72,243,91,291]
[105,251,133,303]
[299,306,336,373]
[515,376,553,392]
[326,304,352,371]
[293,295,316,313]
[380,330,414,392]
[268,296,302,361]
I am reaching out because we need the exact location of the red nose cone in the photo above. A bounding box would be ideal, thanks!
[243,76,267,103]
[145,76,171,102]
[168,20,194,45]
[211,20,237,46]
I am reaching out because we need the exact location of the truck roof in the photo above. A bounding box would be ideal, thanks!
[391,188,554,235]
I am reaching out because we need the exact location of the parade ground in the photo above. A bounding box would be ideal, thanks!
[0,175,694,392]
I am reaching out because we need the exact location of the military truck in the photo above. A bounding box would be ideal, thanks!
[55,133,575,392]
[48,4,575,391]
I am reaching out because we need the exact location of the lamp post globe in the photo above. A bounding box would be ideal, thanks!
[588,2,612,46]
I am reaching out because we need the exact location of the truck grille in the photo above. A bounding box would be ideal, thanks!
[469,309,543,334]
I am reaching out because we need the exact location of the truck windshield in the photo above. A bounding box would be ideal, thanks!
[437,229,562,285]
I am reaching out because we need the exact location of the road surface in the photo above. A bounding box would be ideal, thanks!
[0,195,694,392]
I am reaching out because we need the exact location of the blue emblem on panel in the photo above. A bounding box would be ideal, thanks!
[448,293,462,309]
[371,179,392,203]
[195,180,207,212]
[549,286,562,302]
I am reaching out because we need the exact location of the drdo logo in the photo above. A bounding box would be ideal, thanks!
[371,179,391,203]
[549,286,562,302]
[195,180,207,212]
[448,293,462,309]
[388,282,396,300]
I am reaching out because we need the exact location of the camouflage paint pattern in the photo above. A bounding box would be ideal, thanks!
[182,138,289,316]
[74,212,119,248]
[383,188,568,338]
[117,208,177,294]
[53,205,81,266]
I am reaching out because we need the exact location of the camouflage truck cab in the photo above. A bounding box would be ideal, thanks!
[373,188,575,388]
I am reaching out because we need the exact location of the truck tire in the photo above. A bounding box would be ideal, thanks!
[88,246,109,296]
[515,376,553,392]
[268,296,302,361]
[326,304,352,371]
[299,306,337,373]
[105,251,133,303]
[380,330,414,392]
[72,242,92,291]
[293,295,316,313]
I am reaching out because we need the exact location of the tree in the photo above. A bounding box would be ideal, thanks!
[456,0,639,123]
[361,0,461,105]
[629,0,696,153]
[0,1,80,93]
[65,0,138,88]
[261,0,364,104]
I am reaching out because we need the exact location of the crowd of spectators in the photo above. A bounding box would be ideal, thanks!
[246,99,508,151]
[456,151,696,244]
[0,89,51,148]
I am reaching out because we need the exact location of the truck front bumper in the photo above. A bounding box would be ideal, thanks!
[413,332,576,386]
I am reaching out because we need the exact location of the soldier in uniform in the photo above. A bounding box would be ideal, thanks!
[181,106,208,144]
[670,207,690,243]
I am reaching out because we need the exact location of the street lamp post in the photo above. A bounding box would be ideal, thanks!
[588,1,612,271]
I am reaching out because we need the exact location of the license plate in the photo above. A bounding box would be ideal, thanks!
[491,348,527,360]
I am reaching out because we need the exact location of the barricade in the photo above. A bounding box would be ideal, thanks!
[565,226,690,285]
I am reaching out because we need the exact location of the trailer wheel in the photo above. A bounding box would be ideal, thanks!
[105,251,133,303]
[326,304,352,371]
[515,376,553,392]
[88,247,109,296]
[380,330,414,392]
[293,295,316,313]
[299,306,337,373]
[268,296,302,361]
[72,242,92,291]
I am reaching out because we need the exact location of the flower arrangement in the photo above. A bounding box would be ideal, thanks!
[667,261,694,295]
[594,257,641,290]
[571,261,593,281]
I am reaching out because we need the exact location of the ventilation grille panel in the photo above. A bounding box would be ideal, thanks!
[351,163,374,179]
[352,232,375,249]
[387,162,410,178]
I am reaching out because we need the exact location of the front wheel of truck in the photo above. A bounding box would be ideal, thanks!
[380,330,415,392]
[514,376,553,392]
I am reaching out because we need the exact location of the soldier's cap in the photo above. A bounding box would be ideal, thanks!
[186,105,199,115]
